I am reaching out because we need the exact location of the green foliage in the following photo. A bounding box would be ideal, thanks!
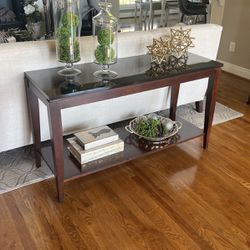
[136,118,163,138]
[95,45,116,65]
[97,28,114,46]
[62,12,80,27]
[26,10,42,23]
[56,12,80,63]
[95,28,115,64]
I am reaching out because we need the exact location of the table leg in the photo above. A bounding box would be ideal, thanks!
[139,2,143,30]
[148,0,153,30]
[25,78,41,168]
[203,69,221,149]
[195,100,203,113]
[42,0,51,39]
[170,83,180,121]
[134,3,138,27]
[160,0,165,27]
[47,103,64,202]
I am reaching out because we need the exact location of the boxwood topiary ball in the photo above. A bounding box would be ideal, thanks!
[95,45,116,64]
[62,12,80,27]
[97,28,114,46]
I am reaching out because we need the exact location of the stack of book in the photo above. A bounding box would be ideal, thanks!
[67,125,124,166]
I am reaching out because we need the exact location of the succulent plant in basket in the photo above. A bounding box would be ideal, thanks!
[136,117,163,138]
[125,113,182,142]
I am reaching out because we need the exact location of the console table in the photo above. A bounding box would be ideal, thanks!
[25,53,223,202]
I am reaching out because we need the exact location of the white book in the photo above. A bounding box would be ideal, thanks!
[67,137,124,164]
[74,125,119,150]
[67,147,123,171]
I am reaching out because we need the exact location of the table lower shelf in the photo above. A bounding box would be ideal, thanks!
[41,117,203,182]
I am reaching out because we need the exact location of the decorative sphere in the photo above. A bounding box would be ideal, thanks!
[147,113,159,120]
[97,28,114,46]
[162,120,173,132]
[95,45,116,64]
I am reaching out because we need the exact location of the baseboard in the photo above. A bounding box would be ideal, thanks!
[219,60,250,80]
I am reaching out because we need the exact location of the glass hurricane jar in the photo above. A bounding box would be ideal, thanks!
[54,0,81,76]
[93,2,118,80]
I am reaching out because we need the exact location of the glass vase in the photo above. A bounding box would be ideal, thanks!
[93,2,118,80]
[54,0,81,76]
[27,22,41,40]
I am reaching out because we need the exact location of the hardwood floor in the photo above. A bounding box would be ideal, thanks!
[0,72,249,250]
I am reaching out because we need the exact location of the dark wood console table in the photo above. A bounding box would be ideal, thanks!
[25,53,223,202]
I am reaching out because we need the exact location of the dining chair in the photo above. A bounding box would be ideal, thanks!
[135,0,149,30]
[135,0,161,30]
[147,0,163,29]
[160,0,179,27]
[178,0,208,24]
[135,0,171,30]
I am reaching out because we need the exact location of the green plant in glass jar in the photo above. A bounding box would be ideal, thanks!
[55,0,81,76]
[93,2,118,80]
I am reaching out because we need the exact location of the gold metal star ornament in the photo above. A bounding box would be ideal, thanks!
[170,27,195,58]
[147,27,195,65]
[147,37,171,64]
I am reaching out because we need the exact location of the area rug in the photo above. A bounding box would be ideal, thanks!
[0,102,243,195]
[177,102,243,129]
[0,147,52,194]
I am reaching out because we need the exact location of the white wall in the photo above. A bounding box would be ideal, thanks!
[210,0,226,25]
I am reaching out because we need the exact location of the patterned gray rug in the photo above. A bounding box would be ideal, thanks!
[0,102,243,195]
[177,102,243,129]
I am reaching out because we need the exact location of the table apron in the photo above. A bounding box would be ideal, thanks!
[49,68,219,110]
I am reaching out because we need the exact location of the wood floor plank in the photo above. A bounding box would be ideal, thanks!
[12,183,79,250]
[83,178,142,249]
[0,196,24,250]
[132,164,249,249]
[3,193,37,250]
[106,169,201,249]
[98,180,176,249]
